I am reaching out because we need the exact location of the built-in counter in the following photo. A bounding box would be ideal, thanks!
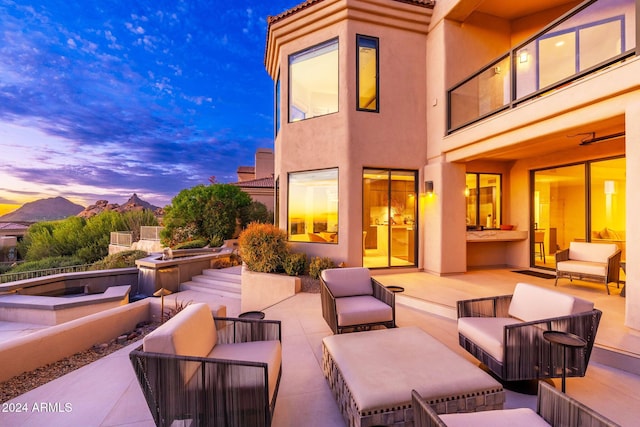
[466,230,528,268]
[466,230,528,242]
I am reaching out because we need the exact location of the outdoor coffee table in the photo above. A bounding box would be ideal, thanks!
[322,326,505,427]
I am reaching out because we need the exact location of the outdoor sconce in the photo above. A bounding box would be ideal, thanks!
[519,50,529,63]
[425,180,434,195]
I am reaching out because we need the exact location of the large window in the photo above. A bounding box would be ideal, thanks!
[357,35,378,112]
[288,168,338,243]
[465,173,502,229]
[289,39,339,122]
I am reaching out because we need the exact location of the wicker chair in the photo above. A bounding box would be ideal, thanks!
[320,267,395,334]
[412,381,620,427]
[129,303,282,427]
[457,283,602,382]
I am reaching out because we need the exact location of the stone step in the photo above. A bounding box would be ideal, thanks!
[190,275,241,292]
[180,281,241,299]
[201,268,242,283]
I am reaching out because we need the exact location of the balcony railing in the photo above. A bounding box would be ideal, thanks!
[447,0,637,134]
[0,264,93,285]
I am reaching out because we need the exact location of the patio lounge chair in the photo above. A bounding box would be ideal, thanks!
[320,267,395,334]
[457,283,601,382]
[129,303,282,427]
[412,381,620,426]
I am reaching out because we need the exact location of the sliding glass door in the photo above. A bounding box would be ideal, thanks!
[532,157,625,269]
[363,169,417,268]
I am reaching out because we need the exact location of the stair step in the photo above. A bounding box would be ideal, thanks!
[180,281,241,299]
[201,269,242,283]
[191,275,241,290]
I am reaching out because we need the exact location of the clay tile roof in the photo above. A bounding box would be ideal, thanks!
[231,176,275,189]
[267,0,435,27]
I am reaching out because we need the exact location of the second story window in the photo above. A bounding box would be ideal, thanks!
[357,35,378,112]
[289,38,339,122]
[275,72,281,137]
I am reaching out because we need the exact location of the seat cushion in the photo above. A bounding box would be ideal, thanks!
[210,340,282,401]
[458,317,522,362]
[321,267,373,297]
[335,295,392,327]
[143,303,217,383]
[440,408,550,427]
[569,241,618,263]
[508,283,594,322]
[557,260,607,277]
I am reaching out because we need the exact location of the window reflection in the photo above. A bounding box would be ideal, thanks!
[289,39,339,122]
[357,35,378,111]
[288,169,338,243]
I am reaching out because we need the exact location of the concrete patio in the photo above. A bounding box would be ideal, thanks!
[2,268,639,426]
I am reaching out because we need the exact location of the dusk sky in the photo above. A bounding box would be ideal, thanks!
[0,0,300,215]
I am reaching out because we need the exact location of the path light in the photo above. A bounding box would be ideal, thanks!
[153,287,173,323]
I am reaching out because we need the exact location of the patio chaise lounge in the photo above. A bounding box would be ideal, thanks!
[129,303,282,427]
[412,381,620,426]
[457,282,602,382]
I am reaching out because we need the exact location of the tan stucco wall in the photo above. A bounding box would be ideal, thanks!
[267,0,431,267]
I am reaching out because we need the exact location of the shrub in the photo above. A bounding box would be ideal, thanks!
[90,250,148,270]
[238,223,288,273]
[8,256,86,273]
[283,252,307,276]
[173,239,208,250]
[309,256,335,280]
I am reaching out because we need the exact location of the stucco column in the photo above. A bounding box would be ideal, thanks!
[422,162,466,274]
[625,102,640,331]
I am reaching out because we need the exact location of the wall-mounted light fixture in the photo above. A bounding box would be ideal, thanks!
[604,180,616,195]
[464,186,470,197]
[519,50,529,63]
[425,180,434,195]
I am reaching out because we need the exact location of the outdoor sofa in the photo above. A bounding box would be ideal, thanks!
[412,380,620,427]
[555,241,621,294]
[457,282,602,382]
[129,302,282,427]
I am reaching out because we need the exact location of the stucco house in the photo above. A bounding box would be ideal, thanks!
[264,0,640,331]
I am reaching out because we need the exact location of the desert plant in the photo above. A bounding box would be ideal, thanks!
[309,256,335,280]
[238,223,288,273]
[283,252,307,276]
[164,299,193,321]
[90,250,148,270]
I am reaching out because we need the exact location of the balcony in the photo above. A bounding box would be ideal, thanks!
[448,0,637,134]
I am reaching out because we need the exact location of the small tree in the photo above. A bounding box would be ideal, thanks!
[162,184,252,247]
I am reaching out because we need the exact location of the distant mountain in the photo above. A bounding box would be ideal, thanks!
[0,197,85,222]
[77,194,162,218]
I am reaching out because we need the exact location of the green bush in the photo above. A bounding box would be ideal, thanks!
[309,256,335,280]
[173,239,208,250]
[8,256,86,273]
[238,223,288,273]
[90,250,148,270]
[283,252,307,276]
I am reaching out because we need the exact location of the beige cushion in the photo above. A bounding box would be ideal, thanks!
[321,267,373,297]
[322,327,501,413]
[569,241,618,263]
[440,408,550,427]
[143,303,217,383]
[557,260,607,277]
[457,317,522,362]
[508,283,594,322]
[335,295,393,327]
[210,340,282,401]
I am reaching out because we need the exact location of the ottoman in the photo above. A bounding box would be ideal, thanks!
[322,326,504,427]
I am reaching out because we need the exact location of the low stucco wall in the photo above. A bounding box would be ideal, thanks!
[241,267,301,313]
[0,299,150,382]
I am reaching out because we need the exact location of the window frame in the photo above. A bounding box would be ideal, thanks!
[465,172,503,229]
[356,34,379,113]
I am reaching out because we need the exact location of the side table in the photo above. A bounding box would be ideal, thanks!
[543,330,587,392]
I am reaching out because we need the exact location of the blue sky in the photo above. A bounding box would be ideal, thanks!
[0,0,300,212]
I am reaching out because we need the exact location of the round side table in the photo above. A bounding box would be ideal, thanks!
[543,330,587,392]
